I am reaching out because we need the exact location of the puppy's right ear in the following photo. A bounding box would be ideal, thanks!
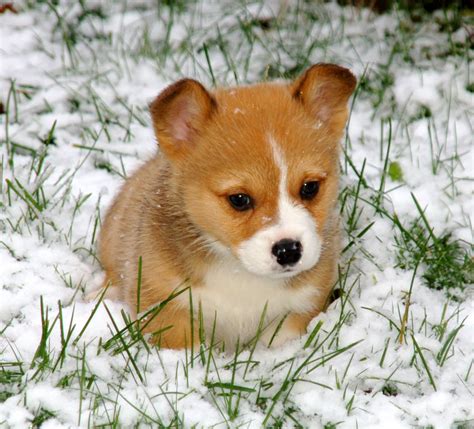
[150,79,217,161]
[291,64,356,134]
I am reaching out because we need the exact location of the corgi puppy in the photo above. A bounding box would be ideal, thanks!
[97,64,356,349]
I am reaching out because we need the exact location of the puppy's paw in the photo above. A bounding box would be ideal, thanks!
[83,285,121,302]
[84,289,100,302]
[260,323,301,348]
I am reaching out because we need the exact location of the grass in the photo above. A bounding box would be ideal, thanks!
[0,0,473,427]
[395,218,473,298]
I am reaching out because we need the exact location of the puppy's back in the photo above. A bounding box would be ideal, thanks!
[99,157,164,301]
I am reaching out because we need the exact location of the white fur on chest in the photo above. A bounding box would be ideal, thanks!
[187,257,318,345]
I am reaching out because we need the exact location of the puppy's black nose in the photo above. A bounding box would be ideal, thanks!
[272,239,302,267]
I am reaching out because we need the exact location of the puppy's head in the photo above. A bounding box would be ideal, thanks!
[150,64,356,278]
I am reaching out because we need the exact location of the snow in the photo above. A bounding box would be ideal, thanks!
[0,1,473,428]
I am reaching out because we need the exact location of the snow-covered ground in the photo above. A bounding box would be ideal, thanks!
[0,1,472,427]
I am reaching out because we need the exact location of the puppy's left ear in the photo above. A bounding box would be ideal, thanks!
[292,63,356,131]
[149,79,217,161]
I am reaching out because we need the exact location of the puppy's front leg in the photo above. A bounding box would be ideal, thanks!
[261,312,312,348]
[142,302,199,349]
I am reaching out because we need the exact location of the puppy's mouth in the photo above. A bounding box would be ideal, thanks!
[240,252,319,280]
[268,267,305,279]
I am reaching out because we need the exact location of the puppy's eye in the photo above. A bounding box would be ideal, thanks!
[300,181,320,200]
[228,193,253,211]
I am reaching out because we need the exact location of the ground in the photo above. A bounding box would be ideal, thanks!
[0,1,473,428]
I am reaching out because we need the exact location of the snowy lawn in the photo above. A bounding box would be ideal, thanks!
[0,1,473,427]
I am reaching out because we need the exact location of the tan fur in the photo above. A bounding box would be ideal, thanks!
[97,64,356,349]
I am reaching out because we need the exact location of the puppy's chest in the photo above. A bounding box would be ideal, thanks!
[187,259,318,343]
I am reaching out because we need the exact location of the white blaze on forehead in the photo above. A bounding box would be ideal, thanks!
[268,135,288,203]
[236,134,322,278]
[269,135,301,228]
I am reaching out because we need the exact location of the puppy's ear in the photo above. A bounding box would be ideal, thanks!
[292,63,356,132]
[150,79,217,160]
